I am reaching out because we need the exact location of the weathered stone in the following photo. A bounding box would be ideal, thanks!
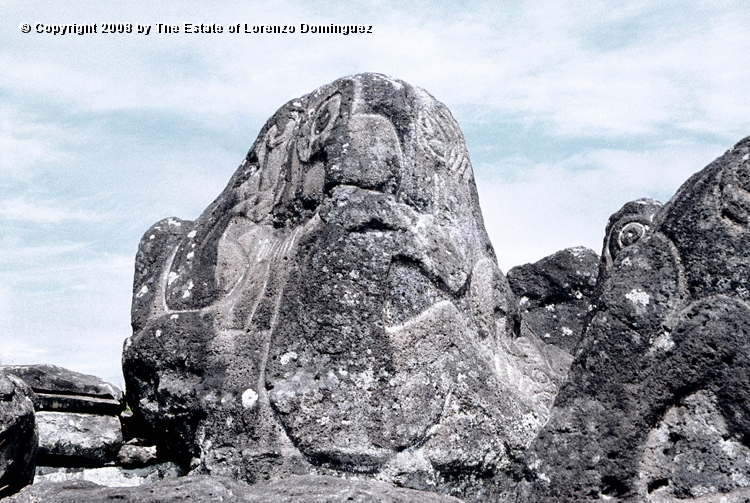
[118,444,158,468]
[34,461,183,487]
[11,474,463,502]
[0,371,37,498]
[123,73,569,499]
[521,137,750,502]
[507,246,599,354]
[1,364,123,415]
[37,411,123,466]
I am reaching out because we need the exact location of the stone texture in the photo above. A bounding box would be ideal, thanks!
[507,246,599,354]
[520,138,750,502]
[118,444,158,468]
[0,371,37,498]
[34,462,183,487]
[11,474,463,502]
[1,364,123,415]
[37,411,123,466]
[122,73,570,499]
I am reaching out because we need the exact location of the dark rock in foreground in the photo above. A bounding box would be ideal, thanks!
[0,371,37,499]
[1,364,124,415]
[123,73,569,500]
[9,474,462,502]
[521,138,750,501]
[507,246,599,354]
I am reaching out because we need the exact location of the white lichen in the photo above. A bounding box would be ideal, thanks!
[650,332,675,352]
[625,289,650,307]
[241,388,258,409]
[279,351,298,365]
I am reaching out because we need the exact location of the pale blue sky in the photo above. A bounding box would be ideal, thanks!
[2,1,749,385]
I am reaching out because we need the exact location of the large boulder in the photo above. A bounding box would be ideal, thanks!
[1,364,124,415]
[9,474,463,502]
[0,371,38,498]
[37,412,122,466]
[122,73,570,499]
[521,137,750,501]
[507,246,599,354]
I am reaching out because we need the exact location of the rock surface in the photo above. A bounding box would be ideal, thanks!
[521,138,750,501]
[37,411,123,465]
[507,246,599,354]
[118,443,158,468]
[0,371,38,498]
[34,462,183,487]
[123,73,570,500]
[1,364,123,415]
[10,474,463,502]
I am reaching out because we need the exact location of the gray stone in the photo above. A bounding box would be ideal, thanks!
[507,246,599,354]
[11,474,462,502]
[1,364,123,415]
[118,444,158,468]
[37,411,123,466]
[0,371,37,498]
[520,137,750,502]
[123,73,569,500]
[33,461,183,487]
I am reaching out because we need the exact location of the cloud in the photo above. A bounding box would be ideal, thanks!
[0,197,106,224]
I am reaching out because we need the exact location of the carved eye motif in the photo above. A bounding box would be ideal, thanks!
[617,222,646,249]
[314,106,332,135]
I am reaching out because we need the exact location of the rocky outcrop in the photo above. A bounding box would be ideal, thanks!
[2,364,124,415]
[507,247,599,354]
[36,411,122,465]
[521,138,750,501]
[0,371,37,498]
[122,73,570,500]
[3,364,128,471]
[8,474,463,502]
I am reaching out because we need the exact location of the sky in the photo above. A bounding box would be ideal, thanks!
[1,1,749,386]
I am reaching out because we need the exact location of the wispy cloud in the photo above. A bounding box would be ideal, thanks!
[0,197,106,224]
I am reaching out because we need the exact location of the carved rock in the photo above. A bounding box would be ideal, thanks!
[122,73,569,499]
[0,371,37,498]
[507,246,599,354]
[521,137,750,502]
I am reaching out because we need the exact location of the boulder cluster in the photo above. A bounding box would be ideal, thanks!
[0,364,182,492]
[3,74,750,502]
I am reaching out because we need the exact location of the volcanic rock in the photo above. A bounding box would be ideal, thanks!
[33,462,183,487]
[37,411,123,466]
[118,443,158,468]
[521,138,750,501]
[9,474,463,503]
[122,73,570,499]
[2,364,124,415]
[507,246,599,354]
[0,371,37,498]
